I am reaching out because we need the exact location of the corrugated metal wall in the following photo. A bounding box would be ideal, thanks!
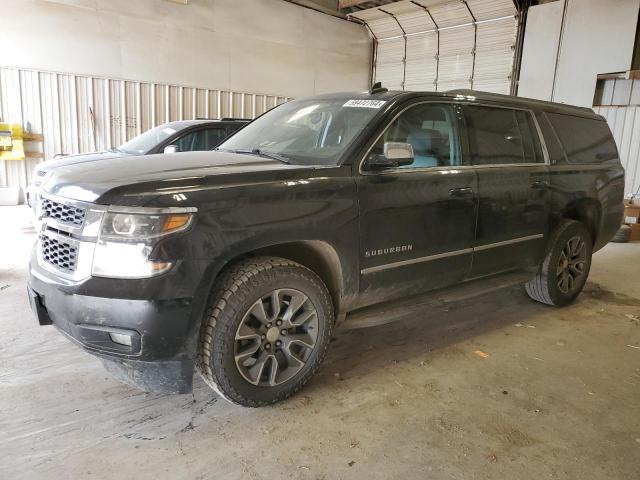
[349,0,518,94]
[594,77,640,195]
[0,66,292,191]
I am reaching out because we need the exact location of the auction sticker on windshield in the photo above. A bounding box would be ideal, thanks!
[343,99,386,108]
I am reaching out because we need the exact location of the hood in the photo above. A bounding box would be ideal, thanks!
[35,150,132,174]
[43,150,321,204]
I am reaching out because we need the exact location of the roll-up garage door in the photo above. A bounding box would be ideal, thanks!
[350,0,519,94]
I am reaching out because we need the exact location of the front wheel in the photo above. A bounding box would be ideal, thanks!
[525,220,593,306]
[197,257,334,407]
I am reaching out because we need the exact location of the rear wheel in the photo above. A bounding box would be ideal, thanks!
[525,220,592,306]
[197,257,334,407]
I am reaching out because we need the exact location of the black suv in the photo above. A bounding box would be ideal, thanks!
[26,118,248,208]
[28,88,624,407]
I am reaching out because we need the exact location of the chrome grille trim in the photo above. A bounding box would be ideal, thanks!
[36,193,104,281]
[41,197,86,227]
[40,233,79,273]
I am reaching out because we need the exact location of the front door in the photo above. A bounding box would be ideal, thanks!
[357,102,478,308]
[461,104,550,278]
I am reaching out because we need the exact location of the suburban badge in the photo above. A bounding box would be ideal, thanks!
[364,244,413,258]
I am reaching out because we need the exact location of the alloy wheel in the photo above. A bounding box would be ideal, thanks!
[556,235,587,294]
[234,289,319,387]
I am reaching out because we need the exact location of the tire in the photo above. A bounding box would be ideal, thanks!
[611,224,631,243]
[525,220,593,307]
[196,256,334,407]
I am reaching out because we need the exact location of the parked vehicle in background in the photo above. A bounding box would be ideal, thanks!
[25,118,248,208]
[28,87,624,407]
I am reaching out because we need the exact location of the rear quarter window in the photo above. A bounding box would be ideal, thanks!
[546,113,618,164]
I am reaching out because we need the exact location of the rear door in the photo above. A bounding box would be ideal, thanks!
[356,101,479,307]
[461,104,550,278]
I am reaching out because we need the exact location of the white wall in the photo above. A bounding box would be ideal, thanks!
[518,0,639,107]
[517,1,564,102]
[0,0,371,98]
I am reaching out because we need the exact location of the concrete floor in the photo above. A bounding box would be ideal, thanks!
[1,205,639,480]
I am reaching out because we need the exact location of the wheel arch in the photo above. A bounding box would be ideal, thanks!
[249,240,346,316]
[200,240,350,321]
[558,198,602,245]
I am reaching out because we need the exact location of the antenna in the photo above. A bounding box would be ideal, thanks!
[369,82,388,94]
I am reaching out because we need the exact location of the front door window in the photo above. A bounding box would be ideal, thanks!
[368,103,461,169]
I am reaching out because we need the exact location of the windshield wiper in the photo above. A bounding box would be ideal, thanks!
[230,148,291,164]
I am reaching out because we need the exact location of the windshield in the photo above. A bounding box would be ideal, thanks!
[218,97,385,166]
[118,124,178,155]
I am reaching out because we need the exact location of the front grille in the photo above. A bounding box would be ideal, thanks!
[41,198,86,227]
[41,235,79,273]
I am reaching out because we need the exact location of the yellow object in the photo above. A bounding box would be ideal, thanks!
[0,123,25,161]
[162,214,192,233]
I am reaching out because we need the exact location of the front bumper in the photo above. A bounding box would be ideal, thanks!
[28,259,197,394]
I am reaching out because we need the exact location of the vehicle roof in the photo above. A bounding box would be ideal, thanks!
[305,89,599,119]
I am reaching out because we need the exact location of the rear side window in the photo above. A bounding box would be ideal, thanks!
[536,112,566,164]
[546,113,618,164]
[515,110,544,163]
[464,106,542,165]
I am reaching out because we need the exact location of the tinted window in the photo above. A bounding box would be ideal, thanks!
[516,110,544,163]
[546,113,618,163]
[173,130,204,151]
[536,112,566,164]
[369,103,461,169]
[464,106,542,165]
[203,127,228,149]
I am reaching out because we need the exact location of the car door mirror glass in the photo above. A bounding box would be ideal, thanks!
[164,144,179,154]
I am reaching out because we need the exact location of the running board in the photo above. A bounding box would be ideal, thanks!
[342,271,531,330]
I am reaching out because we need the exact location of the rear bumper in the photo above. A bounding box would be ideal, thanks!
[27,259,197,394]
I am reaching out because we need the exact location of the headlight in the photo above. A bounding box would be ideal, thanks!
[91,210,194,279]
[100,212,193,241]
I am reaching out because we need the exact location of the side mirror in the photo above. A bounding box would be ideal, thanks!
[164,144,179,154]
[367,142,414,170]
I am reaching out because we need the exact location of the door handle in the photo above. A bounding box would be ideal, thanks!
[449,187,474,198]
[531,180,549,189]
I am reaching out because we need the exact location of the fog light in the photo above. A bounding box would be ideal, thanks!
[109,332,132,346]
